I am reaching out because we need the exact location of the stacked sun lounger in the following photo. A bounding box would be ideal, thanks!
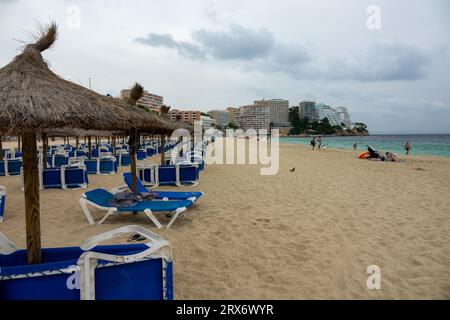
[0,225,173,300]
[20,165,88,190]
[137,164,200,187]
[0,159,23,176]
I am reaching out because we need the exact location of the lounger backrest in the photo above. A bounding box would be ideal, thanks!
[7,160,22,176]
[179,165,199,182]
[158,166,177,185]
[85,159,98,174]
[84,188,114,207]
[42,168,63,188]
[0,161,5,176]
[64,167,88,188]
[123,172,148,193]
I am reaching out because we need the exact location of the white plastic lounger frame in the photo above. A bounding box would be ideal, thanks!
[0,231,16,255]
[0,186,5,223]
[77,225,172,300]
[79,193,187,229]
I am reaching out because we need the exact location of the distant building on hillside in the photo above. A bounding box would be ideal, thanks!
[208,110,230,127]
[239,105,270,131]
[254,98,290,128]
[226,107,240,127]
[168,109,201,125]
[335,107,352,128]
[120,89,163,113]
[315,103,342,126]
[299,100,318,122]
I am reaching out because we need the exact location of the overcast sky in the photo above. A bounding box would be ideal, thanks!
[1,0,449,133]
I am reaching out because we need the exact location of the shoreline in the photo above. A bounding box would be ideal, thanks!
[280,142,450,162]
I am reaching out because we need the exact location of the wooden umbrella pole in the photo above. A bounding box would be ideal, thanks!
[88,136,92,159]
[42,133,48,169]
[130,129,138,193]
[76,136,79,149]
[18,135,21,151]
[22,131,42,264]
[161,135,166,165]
[112,136,116,154]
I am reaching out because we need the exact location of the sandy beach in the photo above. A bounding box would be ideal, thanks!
[1,140,449,299]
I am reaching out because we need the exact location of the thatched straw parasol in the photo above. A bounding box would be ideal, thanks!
[0,23,167,264]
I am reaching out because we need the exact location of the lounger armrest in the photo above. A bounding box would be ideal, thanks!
[80,225,170,256]
[0,231,16,255]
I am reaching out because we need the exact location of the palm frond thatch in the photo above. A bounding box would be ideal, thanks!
[0,23,164,135]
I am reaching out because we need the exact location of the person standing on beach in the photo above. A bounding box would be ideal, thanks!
[405,142,411,155]
[353,142,357,150]
[310,137,316,150]
[317,136,322,150]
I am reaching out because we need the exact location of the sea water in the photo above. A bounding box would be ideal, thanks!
[280,134,450,157]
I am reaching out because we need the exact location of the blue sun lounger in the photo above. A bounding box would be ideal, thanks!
[121,172,203,203]
[0,226,173,300]
[79,188,193,228]
[0,186,5,223]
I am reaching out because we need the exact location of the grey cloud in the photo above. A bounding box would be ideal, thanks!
[135,33,205,60]
[325,42,432,81]
[135,28,431,83]
[192,24,274,60]
[135,24,311,76]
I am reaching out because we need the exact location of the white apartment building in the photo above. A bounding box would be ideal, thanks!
[239,105,270,131]
[335,107,352,128]
[315,103,342,126]
[254,99,290,127]
[120,89,163,112]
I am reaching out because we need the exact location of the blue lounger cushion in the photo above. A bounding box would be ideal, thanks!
[123,172,202,201]
[84,188,193,212]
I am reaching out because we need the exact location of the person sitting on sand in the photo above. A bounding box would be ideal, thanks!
[366,145,380,158]
[311,137,316,150]
[385,152,398,162]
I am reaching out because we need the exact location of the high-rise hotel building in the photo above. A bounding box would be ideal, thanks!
[254,99,290,128]
[239,105,270,131]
